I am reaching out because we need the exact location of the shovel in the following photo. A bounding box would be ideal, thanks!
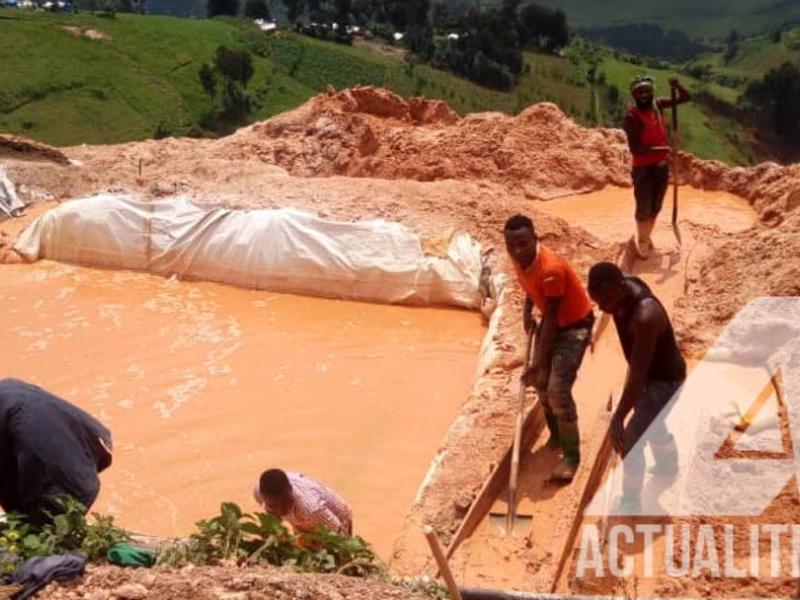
[504,321,537,535]
[670,84,683,247]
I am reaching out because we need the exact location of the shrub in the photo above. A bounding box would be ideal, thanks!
[158,502,383,578]
[0,496,130,571]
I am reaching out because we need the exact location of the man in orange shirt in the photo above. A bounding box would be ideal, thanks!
[504,214,594,482]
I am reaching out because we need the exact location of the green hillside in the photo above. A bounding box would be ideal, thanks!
[0,8,769,166]
[463,0,800,39]
[0,9,284,144]
[689,27,800,80]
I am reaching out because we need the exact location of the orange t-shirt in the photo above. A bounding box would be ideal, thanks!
[513,245,592,328]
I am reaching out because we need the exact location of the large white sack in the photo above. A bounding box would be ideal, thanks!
[0,166,26,218]
[14,195,482,308]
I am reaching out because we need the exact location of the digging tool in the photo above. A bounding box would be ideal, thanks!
[506,321,537,535]
[670,83,683,247]
[448,403,545,560]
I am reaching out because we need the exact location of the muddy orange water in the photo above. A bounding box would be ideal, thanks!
[0,261,484,557]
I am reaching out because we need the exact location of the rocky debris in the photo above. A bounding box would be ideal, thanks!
[678,153,800,223]
[676,212,800,356]
[45,565,426,600]
[111,582,148,599]
[0,134,71,165]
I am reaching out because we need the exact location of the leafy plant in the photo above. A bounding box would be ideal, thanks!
[158,502,383,578]
[81,513,131,561]
[0,496,130,569]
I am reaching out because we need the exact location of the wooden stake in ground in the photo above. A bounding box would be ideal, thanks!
[670,84,683,247]
[423,525,463,600]
[507,323,536,534]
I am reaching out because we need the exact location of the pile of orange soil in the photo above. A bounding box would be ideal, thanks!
[676,211,800,357]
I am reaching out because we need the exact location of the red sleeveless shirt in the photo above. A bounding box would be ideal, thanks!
[629,105,670,167]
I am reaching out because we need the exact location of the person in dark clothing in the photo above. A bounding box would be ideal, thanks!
[0,379,112,524]
[587,263,686,511]
[624,75,691,259]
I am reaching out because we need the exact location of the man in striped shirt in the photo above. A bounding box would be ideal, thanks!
[253,468,353,536]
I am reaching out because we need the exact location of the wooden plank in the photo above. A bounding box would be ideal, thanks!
[549,412,615,593]
[425,525,464,600]
[444,401,546,560]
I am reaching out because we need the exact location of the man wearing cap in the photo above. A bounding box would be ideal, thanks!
[624,75,691,258]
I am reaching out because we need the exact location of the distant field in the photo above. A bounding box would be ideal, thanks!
[690,27,800,81]
[0,8,773,165]
[469,0,800,39]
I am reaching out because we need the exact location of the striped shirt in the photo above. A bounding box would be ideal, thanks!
[253,472,353,535]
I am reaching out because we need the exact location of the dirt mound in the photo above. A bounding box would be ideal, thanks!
[679,154,800,223]
[43,564,425,600]
[0,134,70,165]
[220,86,631,197]
[676,212,800,356]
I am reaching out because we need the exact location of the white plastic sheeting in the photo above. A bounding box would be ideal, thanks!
[0,167,25,218]
[14,195,484,309]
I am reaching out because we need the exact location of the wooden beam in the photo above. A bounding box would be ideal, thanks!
[549,414,614,593]
[424,525,464,600]
[444,401,546,560]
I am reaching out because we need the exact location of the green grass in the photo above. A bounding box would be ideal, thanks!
[690,26,800,83]
[0,9,277,144]
[265,32,518,115]
[0,8,776,165]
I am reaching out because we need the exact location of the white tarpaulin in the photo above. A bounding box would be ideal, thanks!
[0,166,25,218]
[14,195,484,308]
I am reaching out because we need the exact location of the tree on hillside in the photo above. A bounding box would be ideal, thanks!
[404,0,433,58]
[208,0,239,17]
[433,6,523,90]
[244,0,270,19]
[518,3,568,51]
[333,0,350,23]
[350,0,373,25]
[198,46,256,125]
[432,2,447,29]
[744,61,800,139]
[724,29,740,64]
[282,0,305,23]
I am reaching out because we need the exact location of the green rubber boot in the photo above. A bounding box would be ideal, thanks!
[648,436,679,476]
[551,420,580,483]
[545,412,560,451]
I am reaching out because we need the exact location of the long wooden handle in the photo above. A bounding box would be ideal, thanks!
[670,84,682,245]
[507,324,536,533]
